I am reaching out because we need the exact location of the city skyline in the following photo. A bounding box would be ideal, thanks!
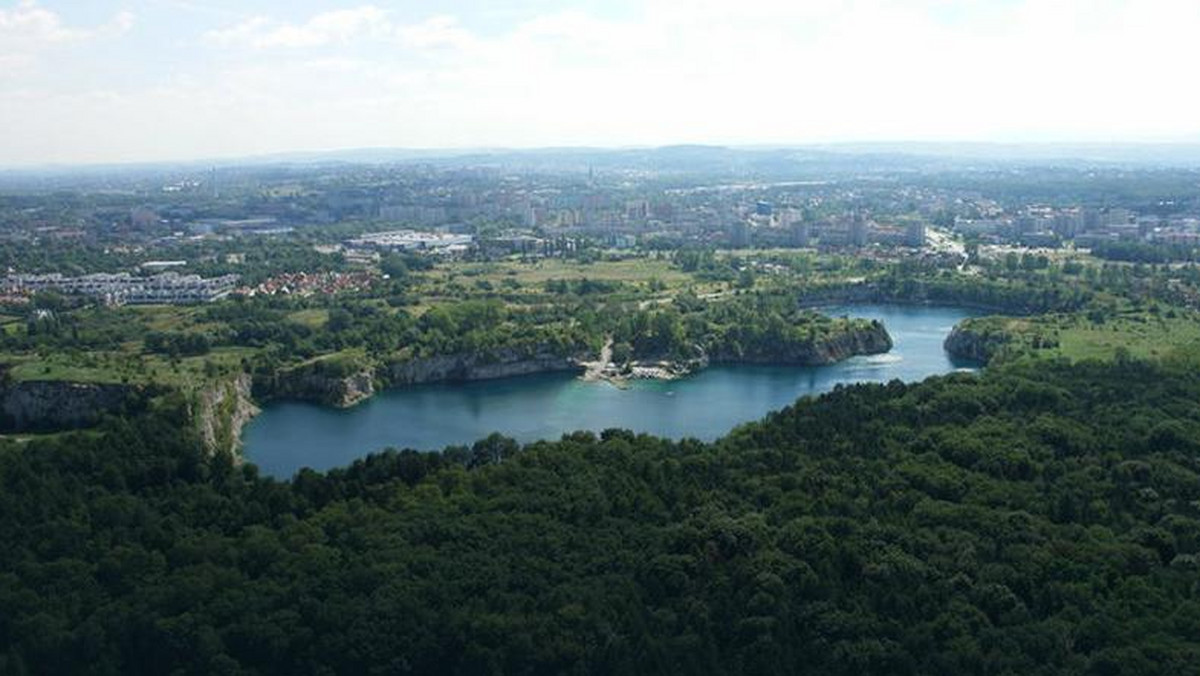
[3,0,1200,166]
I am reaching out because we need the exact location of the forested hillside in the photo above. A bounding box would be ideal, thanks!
[2,358,1200,675]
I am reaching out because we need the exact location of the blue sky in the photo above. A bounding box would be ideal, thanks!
[2,0,1199,165]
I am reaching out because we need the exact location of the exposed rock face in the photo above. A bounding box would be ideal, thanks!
[388,347,582,386]
[944,325,1007,364]
[0,380,140,432]
[267,368,376,408]
[194,374,260,456]
[802,321,893,364]
[712,321,894,365]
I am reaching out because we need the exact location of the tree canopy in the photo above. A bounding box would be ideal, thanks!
[2,358,1199,674]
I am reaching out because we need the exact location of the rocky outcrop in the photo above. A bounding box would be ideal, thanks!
[713,321,894,365]
[944,325,1008,364]
[265,367,376,408]
[0,380,140,432]
[194,374,259,456]
[387,346,582,386]
[801,321,894,364]
[582,324,892,386]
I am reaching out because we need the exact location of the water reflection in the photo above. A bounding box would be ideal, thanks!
[244,305,981,477]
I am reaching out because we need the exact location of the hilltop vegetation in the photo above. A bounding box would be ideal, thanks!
[946,305,1200,364]
[2,359,1200,674]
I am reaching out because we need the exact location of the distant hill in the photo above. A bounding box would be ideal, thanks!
[5,142,1200,183]
[227,142,1200,172]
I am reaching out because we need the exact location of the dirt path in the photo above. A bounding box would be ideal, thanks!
[580,336,613,381]
[637,289,732,310]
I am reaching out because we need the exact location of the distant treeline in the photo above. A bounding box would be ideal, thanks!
[1089,240,1200,264]
[794,275,1094,315]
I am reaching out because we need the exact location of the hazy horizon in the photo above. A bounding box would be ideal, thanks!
[10,140,1200,173]
[4,0,1200,166]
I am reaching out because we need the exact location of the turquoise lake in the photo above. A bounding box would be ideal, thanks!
[244,304,981,477]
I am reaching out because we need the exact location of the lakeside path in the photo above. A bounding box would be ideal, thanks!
[580,337,614,381]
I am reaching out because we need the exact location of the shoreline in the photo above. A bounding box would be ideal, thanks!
[226,321,896,455]
[577,338,702,388]
[6,300,975,458]
[239,306,985,477]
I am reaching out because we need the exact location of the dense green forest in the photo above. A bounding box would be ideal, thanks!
[611,292,886,363]
[2,358,1199,675]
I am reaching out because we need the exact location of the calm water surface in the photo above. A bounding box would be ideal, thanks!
[245,305,980,477]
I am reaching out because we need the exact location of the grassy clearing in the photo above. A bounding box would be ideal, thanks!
[124,305,201,332]
[1056,314,1200,361]
[287,308,330,329]
[5,346,257,387]
[7,355,133,385]
[971,309,1200,363]
[435,257,692,287]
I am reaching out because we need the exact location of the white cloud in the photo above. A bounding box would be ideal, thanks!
[0,53,34,78]
[204,5,390,48]
[396,15,476,52]
[108,10,135,36]
[0,0,90,44]
[203,6,477,53]
[0,0,134,85]
[201,15,270,47]
[5,0,1200,164]
[0,1,133,45]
